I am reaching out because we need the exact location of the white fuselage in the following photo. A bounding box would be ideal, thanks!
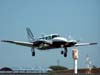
[36,35,76,50]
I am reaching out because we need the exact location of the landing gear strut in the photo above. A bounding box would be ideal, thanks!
[61,47,68,57]
[64,47,67,57]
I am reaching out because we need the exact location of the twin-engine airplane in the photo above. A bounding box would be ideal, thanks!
[1,28,97,57]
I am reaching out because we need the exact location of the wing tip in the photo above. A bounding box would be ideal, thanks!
[90,43,98,45]
[1,40,12,43]
[1,40,5,42]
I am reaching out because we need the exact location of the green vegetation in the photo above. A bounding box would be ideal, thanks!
[49,65,68,71]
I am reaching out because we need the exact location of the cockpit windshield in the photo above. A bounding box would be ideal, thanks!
[45,34,60,40]
[52,34,60,38]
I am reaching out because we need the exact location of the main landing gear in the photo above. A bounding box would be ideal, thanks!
[31,48,35,56]
[61,47,68,57]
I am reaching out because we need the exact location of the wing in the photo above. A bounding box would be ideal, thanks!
[1,40,33,47]
[75,43,97,46]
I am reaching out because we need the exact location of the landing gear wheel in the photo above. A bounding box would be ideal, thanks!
[32,51,35,56]
[31,48,35,56]
[61,50,64,54]
[64,53,67,57]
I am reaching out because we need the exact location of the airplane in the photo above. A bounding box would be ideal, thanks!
[1,28,97,57]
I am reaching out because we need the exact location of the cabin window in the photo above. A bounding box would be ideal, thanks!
[45,36,52,40]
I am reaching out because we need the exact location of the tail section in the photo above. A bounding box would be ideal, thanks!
[26,27,34,42]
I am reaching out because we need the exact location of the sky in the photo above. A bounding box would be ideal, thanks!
[0,0,100,69]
